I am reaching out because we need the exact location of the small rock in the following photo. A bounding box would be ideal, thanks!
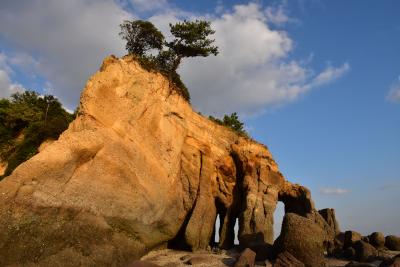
[369,232,385,248]
[234,248,256,267]
[386,236,400,251]
[344,231,362,249]
[274,251,305,267]
[354,240,378,262]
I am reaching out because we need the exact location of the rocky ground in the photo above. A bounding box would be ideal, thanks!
[139,249,399,267]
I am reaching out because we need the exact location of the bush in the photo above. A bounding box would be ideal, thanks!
[209,112,248,137]
[0,91,74,179]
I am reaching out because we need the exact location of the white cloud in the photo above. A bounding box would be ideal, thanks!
[0,1,349,115]
[386,80,400,103]
[0,53,25,98]
[176,3,349,115]
[309,63,350,87]
[265,4,290,25]
[0,0,132,108]
[128,0,168,12]
[319,187,350,195]
[0,70,24,98]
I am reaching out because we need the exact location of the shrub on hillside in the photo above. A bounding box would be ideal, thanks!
[0,91,74,179]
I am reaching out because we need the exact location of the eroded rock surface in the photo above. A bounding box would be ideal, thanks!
[274,213,327,267]
[0,56,325,266]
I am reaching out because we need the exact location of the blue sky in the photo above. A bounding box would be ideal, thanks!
[0,0,399,237]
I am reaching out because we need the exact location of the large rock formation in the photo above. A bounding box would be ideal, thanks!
[0,55,327,266]
[273,213,327,267]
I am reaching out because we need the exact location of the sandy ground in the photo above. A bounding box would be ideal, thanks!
[141,249,399,267]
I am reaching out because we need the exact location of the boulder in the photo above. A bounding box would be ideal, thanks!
[234,248,256,267]
[274,213,326,267]
[344,231,362,249]
[274,251,305,267]
[278,183,315,217]
[353,240,378,262]
[369,232,385,248]
[318,208,340,235]
[344,247,356,260]
[386,236,400,251]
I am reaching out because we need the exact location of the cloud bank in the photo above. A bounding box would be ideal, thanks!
[150,3,350,115]
[0,1,349,115]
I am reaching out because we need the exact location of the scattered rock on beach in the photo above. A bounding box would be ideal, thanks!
[345,231,363,249]
[386,236,400,251]
[234,248,256,267]
[369,232,385,249]
[353,240,378,262]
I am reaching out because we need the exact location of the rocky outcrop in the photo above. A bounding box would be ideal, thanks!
[369,232,385,249]
[386,236,400,251]
[319,208,340,235]
[345,231,363,249]
[353,240,378,262]
[0,56,327,266]
[273,213,327,267]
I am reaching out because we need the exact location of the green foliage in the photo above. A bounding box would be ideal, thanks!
[0,91,74,179]
[119,20,164,57]
[209,112,248,137]
[167,20,218,63]
[120,19,218,102]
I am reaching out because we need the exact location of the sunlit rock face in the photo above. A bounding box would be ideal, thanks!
[0,56,326,266]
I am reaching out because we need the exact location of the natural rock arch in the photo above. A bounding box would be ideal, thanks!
[0,56,338,266]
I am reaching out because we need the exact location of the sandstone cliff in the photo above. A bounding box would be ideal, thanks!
[0,56,331,266]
